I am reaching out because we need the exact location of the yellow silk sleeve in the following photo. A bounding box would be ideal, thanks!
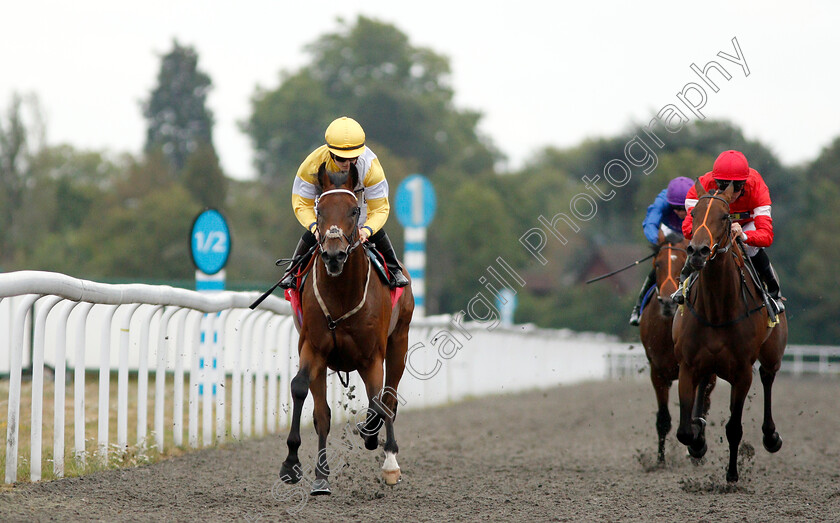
[292,194,317,231]
[364,196,390,234]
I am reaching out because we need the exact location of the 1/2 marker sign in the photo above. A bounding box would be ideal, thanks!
[190,209,230,275]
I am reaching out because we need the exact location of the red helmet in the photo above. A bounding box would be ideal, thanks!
[712,150,749,180]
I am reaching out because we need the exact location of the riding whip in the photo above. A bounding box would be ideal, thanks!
[249,244,318,309]
[585,252,655,284]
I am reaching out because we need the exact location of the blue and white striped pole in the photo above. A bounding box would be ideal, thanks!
[394,175,436,319]
[404,226,427,318]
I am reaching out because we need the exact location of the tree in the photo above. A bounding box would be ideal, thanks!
[0,93,45,265]
[243,16,498,186]
[143,40,215,173]
[182,143,227,210]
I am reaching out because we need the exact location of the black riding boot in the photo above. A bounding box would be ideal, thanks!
[670,260,695,304]
[750,249,785,313]
[279,231,318,290]
[629,270,655,326]
[369,229,409,288]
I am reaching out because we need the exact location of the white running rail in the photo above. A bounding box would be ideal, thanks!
[0,270,351,484]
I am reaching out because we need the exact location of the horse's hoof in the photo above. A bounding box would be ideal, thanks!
[310,478,331,496]
[688,442,707,459]
[382,467,401,486]
[726,470,739,483]
[279,461,302,484]
[763,432,783,453]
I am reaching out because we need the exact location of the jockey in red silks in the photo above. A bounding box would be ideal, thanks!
[681,149,784,313]
[628,176,694,326]
[278,116,409,290]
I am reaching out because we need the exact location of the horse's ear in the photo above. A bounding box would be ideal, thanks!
[348,162,359,190]
[317,162,332,190]
[657,229,665,244]
[694,178,706,197]
[722,181,735,200]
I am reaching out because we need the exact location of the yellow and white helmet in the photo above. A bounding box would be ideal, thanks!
[325,116,366,158]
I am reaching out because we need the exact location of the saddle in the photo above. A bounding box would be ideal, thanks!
[638,285,658,317]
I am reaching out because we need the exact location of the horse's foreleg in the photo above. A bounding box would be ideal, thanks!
[357,362,386,451]
[676,364,706,458]
[380,332,408,485]
[701,374,717,417]
[725,372,751,482]
[691,374,711,422]
[309,368,332,495]
[280,340,317,484]
[279,365,310,484]
[650,369,672,464]
[759,365,783,453]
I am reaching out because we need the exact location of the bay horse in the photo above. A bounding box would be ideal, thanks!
[672,180,787,482]
[640,230,715,464]
[279,162,415,495]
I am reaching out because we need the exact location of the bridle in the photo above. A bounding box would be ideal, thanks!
[311,187,371,347]
[314,188,363,257]
[692,192,732,260]
[682,191,766,328]
[656,242,687,301]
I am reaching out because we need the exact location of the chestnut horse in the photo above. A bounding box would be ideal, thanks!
[279,163,415,495]
[672,180,787,482]
[640,230,715,463]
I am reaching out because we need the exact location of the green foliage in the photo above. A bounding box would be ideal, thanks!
[182,142,227,210]
[786,137,840,343]
[3,22,840,345]
[78,182,201,279]
[142,40,214,172]
[429,180,522,313]
[242,15,497,187]
[0,93,45,264]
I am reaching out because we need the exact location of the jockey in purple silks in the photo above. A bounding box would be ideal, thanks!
[628,176,693,326]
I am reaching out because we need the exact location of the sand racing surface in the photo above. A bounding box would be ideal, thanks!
[1,375,839,521]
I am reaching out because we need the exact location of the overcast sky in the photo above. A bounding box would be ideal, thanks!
[3,1,838,180]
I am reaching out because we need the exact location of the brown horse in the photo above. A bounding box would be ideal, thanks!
[279,163,415,495]
[640,230,715,463]
[672,180,787,482]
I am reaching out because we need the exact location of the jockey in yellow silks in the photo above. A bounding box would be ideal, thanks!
[279,116,409,289]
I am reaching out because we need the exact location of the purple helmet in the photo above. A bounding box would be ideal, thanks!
[666,176,694,206]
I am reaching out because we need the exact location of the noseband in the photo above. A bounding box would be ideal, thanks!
[315,188,363,256]
[694,193,732,260]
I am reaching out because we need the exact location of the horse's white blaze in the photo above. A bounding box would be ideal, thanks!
[382,451,400,485]
[325,225,343,239]
[670,254,678,260]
